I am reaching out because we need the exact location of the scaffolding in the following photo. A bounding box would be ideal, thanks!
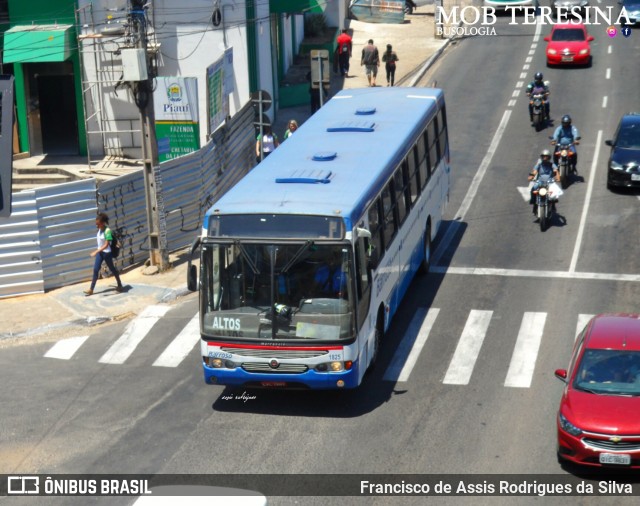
[75,3,160,172]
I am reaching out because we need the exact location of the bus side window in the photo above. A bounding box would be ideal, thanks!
[427,119,439,173]
[381,183,397,249]
[405,150,419,206]
[393,169,408,225]
[417,130,430,189]
[368,200,384,268]
[438,107,448,159]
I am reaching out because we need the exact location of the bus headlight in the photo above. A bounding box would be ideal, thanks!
[315,361,353,372]
[330,361,344,372]
[204,357,237,369]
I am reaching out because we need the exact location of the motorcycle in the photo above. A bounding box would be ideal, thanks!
[531,174,558,232]
[554,142,575,189]
[531,94,547,131]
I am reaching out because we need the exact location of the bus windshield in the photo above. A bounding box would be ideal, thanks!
[200,241,355,342]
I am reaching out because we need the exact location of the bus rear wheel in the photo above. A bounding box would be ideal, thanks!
[419,225,432,275]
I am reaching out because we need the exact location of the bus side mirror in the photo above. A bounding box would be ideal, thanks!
[186,236,201,292]
[187,264,198,292]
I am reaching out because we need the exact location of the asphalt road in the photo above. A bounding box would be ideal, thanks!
[1,9,640,506]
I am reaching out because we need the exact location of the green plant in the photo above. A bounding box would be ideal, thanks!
[304,13,328,37]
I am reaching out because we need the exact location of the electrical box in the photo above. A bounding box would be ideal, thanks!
[121,48,148,81]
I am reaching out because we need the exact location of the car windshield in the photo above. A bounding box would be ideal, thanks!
[551,29,586,41]
[615,123,640,149]
[199,241,355,341]
[574,349,640,395]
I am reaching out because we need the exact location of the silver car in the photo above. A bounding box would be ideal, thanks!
[552,0,589,16]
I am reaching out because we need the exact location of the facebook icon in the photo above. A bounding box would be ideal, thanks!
[621,26,631,37]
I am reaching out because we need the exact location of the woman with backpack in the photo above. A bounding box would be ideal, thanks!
[84,212,124,296]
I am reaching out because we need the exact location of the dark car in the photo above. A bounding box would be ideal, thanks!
[620,0,640,25]
[605,113,640,190]
[555,314,640,468]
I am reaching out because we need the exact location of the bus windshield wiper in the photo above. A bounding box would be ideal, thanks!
[235,240,260,275]
[280,240,314,274]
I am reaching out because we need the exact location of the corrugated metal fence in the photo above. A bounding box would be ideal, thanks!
[0,102,256,299]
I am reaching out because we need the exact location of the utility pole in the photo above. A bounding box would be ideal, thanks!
[128,0,170,270]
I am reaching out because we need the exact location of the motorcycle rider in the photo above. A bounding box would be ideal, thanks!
[551,114,580,174]
[526,72,550,123]
[529,149,560,217]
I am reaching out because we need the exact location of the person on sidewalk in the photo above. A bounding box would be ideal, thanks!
[256,125,279,162]
[382,44,399,86]
[336,29,352,77]
[283,119,298,140]
[361,39,380,87]
[85,212,124,296]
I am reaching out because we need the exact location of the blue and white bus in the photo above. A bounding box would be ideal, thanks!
[187,87,450,389]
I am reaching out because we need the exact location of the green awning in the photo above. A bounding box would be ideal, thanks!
[269,0,323,13]
[3,25,73,63]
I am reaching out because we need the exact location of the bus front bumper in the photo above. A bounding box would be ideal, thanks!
[202,362,361,390]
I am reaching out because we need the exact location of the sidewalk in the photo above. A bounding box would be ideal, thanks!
[1,11,449,343]
[273,9,448,140]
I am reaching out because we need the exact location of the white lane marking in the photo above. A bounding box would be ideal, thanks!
[525,56,533,63]
[531,43,537,49]
[606,68,611,79]
[99,305,171,365]
[512,89,521,97]
[520,73,527,79]
[570,130,603,273]
[517,183,534,202]
[576,314,594,341]
[504,312,546,388]
[384,308,439,382]
[528,50,536,56]
[523,64,530,70]
[516,81,524,88]
[608,45,612,54]
[443,310,492,385]
[602,96,608,108]
[431,265,640,283]
[433,110,512,265]
[45,336,90,360]
[508,99,517,108]
[152,314,201,367]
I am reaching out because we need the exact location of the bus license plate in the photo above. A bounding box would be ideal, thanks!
[261,381,287,388]
[599,453,631,465]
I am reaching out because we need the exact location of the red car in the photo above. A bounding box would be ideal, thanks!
[544,23,594,66]
[555,314,640,468]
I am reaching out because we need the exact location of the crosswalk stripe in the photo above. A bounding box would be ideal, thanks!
[45,335,90,360]
[504,312,546,388]
[443,310,492,385]
[383,308,439,382]
[576,314,594,341]
[98,305,171,365]
[152,314,201,368]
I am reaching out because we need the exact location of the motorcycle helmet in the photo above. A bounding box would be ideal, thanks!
[534,72,544,83]
[562,115,572,126]
[540,149,552,159]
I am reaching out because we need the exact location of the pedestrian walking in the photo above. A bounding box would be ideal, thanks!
[361,39,380,87]
[336,29,352,77]
[84,212,124,296]
[256,125,279,162]
[283,119,299,140]
[382,44,399,86]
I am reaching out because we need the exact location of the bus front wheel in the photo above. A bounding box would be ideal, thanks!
[419,225,432,275]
